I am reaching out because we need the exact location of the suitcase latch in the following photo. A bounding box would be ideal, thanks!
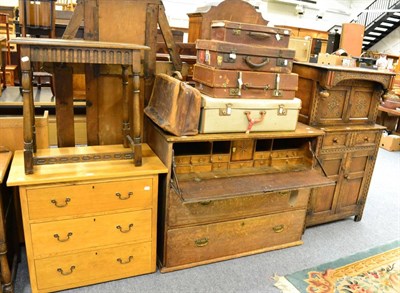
[277,104,287,116]
[223,52,237,63]
[219,103,233,116]
[277,58,289,67]
[273,74,282,97]
[232,29,241,35]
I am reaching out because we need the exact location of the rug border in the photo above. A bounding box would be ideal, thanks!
[283,240,400,292]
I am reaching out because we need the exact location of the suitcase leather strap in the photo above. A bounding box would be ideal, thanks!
[244,56,270,68]
[245,111,266,134]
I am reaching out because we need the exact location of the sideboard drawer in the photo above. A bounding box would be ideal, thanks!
[321,132,349,149]
[26,178,154,220]
[31,210,152,258]
[35,241,152,291]
[353,131,381,147]
[168,188,310,227]
[165,209,305,267]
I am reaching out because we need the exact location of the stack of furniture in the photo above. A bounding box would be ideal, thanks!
[292,63,396,226]
[145,0,333,272]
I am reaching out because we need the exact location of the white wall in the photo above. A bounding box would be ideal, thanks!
[0,0,17,6]
[370,26,400,55]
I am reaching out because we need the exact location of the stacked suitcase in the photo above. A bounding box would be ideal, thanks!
[193,20,302,133]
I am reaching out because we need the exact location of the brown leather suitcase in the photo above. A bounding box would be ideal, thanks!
[144,74,201,136]
[193,64,298,99]
[196,39,295,73]
[211,20,291,48]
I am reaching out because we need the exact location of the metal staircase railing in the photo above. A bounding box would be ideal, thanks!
[351,0,400,50]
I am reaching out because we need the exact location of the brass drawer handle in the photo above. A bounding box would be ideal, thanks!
[194,237,209,247]
[51,198,71,208]
[115,192,133,200]
[57,266,75,276]
[364,137,369,142]
[117,256,133,264]
[332,137,338,143]
[278,191,290,197]
[319,90,330,98]
[116,224,134,233]
[273,225,285,233]
[54,232,73,242]
[344,174,349,179]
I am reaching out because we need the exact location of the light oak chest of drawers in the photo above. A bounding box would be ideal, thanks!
[7,144,167,293]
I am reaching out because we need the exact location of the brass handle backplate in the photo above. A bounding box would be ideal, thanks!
[116,224,134,233]
[57,266,75,276]
[54,232,73,242]
[51,198,71,208]
[194,237,209,247]
[273,225,285,233]
[116,192,133,200]
[117,256,133,264]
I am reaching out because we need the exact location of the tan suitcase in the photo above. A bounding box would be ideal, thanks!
[199,95,301,134]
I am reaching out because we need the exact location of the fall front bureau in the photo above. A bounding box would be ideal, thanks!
[7,144,167,293]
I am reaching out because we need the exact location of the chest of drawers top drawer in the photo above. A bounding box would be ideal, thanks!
[353,131,381,147]
[321,133,349,149]
[26,178,154,220]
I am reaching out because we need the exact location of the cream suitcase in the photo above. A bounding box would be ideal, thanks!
[199,95,301,134]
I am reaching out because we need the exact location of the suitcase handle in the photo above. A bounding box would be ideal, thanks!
[248,31,271,39]
[243,84,270,90]
[244,56,270,68]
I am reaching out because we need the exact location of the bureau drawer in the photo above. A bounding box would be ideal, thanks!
[26,178,154,220]
[166,209,305,267]
[211,154,230,163]
[35,241,152,291]
[321,133,349,149]
[229,161,253,169]
[175,164,212,174]
[31,210,152,258]
[353,131,381,147]
[168,188,310,227]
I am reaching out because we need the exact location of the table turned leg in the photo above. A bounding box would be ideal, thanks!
[21,56,34,174]
[122,65,130,148]
[132,72,142,166]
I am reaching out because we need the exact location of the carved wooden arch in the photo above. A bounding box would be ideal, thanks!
[188,0,269,41]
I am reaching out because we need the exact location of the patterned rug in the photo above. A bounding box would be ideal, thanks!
[274,240,400,293]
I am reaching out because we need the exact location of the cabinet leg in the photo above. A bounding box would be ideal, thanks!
[354,214,363,222]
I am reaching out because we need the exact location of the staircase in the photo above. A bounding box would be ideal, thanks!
[351,0,400,50]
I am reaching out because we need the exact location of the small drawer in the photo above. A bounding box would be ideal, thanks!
[26,178,154,220]
[175,156,191,165]
[253,159,270,167]
[35,241,153,291]
[212,162,229,171]
[211,154,230,163]
[190,155,211,164]
[166,209,306,267]
[270,150,302,159]
[229,161,253,169]
[322,133,349,149]
[271,157,304,168]
[254,151,270,160]
[31,209,152,258]
[353,131,380,147]
[168,188,310,227]
[175,164,212,174]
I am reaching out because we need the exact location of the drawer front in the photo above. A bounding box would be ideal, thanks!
[212,162,229,171]
[166,209,305,267]
[26,178,154,220]
[211,154,230,163]
[254,159,270,168]
[321,133,349,149]
[168,188,310,227]
[175,164,212,174]
[254,151,270,160]
[35,241,152,291]
[175,156,191,165]
[353,131,381,147]
[31,210,152,258]
[191,155,211,164]
[229,161,254,169]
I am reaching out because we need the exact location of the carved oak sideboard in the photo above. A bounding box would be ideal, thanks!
[292,62,395,226]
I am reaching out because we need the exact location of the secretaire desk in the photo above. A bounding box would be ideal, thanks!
[9,37,149,174]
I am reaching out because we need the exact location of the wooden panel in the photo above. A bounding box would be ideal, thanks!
[165,209,305,268]
[231,140,254,161]
[340,23,365,57]
[26,178,153,220]
[35,241,152,291]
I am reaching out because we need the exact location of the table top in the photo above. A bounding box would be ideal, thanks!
[7,144,168,187]
[0,151,12,184]
[378,105,400,116]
